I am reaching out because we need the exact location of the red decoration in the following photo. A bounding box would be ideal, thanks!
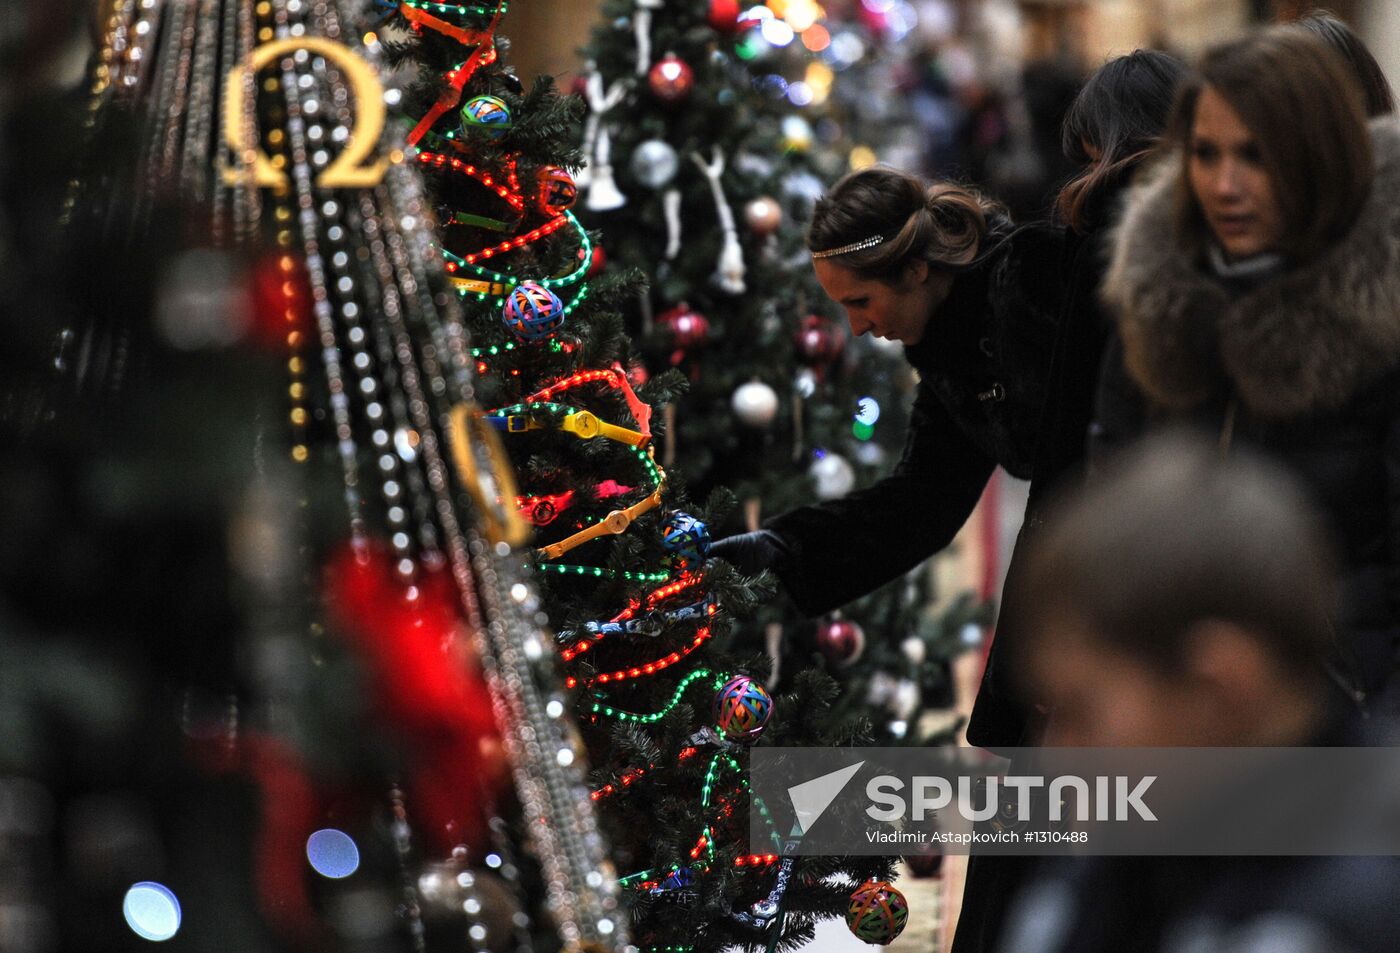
[707,0,741,32]
[648,54,695,104]
[537,165,578,215]
[816,617,865,667]
[325,544,507,854]
[658,302,710,364]
[581,241,607,277]
[625,361,648,388]
[796,314,845,368]
[904,846,944,878]
[744,196,782,236]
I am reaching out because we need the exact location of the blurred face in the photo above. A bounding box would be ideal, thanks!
[812,259,953,346]
[1188,86,1285,260]
[1031,623,1217,747]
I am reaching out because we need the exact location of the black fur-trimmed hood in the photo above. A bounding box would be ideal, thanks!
[1101,116,1400,419]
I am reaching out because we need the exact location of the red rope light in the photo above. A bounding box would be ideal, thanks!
[565,626,712,688]
[414,151,525,210]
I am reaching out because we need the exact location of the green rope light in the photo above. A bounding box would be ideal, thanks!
[399,0,508,16]
[589,668,724,723]
[443,212,593,291]
[534,563,671,582]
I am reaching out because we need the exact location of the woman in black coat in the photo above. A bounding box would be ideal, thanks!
[714,51,1186,754]
[1095,28,1400,709]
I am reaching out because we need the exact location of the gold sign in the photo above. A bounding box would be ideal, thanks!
[222,36,388,192]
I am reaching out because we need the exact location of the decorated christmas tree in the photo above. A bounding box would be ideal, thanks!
[569,0,989,749]
[383,1,913,949]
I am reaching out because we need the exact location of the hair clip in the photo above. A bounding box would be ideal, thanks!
[811,234,885,259]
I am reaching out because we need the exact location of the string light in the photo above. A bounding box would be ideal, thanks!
[442,214,567,267]
[587,668,724,723]
[534,563,671,583]
[414,150,525,210]
[566,626,711,688]
[397,0,509,16]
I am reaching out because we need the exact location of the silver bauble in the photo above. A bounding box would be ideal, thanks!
[809,452,855,499]
[630,139,680,189]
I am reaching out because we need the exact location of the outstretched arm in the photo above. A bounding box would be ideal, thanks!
[759,382,996,617]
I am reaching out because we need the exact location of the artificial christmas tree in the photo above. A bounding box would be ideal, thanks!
[384,2,906,949]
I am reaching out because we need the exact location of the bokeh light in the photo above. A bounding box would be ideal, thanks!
[306,828,361,879]
[123,883,181,942]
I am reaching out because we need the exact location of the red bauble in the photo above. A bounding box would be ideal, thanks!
[648,54,695,104]
[707,0,741,32]
[580,241,607,277]
[796,314,845,367]
[536,165,577,215]
[904,846,945,878]
[626,361,649,388]
[658,302,710,363]
[816,617,865,667]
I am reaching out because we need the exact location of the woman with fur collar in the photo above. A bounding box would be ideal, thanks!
[1095,27,1400,707]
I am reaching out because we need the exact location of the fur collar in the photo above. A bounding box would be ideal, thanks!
[1101,116,1400,418]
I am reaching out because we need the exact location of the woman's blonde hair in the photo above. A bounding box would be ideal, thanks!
[807,166,998,283]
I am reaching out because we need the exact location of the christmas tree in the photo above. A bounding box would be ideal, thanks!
[383,1,911,949]
[571,0,990,749]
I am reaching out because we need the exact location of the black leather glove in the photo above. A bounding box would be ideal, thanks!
[707,529,790,576]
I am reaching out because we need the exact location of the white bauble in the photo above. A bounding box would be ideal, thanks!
[809,452,855,499]
[731,381,779,427]
[901,636,927,666]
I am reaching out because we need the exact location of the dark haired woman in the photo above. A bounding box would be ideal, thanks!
[1295,9,1395,117]
[1096,27,1400,710]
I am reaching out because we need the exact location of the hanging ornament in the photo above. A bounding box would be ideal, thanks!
[744,196,782,237]
[731,381,778,428]
[796,314,845,368]
[692,147,746,293]
[900,636,927,666]
[577,66,630,205]
[660,512,711,567]
[658,302,710,364]
[630,139,680,189]
[714,675,773,741]
[536,166,577,215]
[904,848,944,879]
[708,0,742,32]
[809,451,855,499]
[625,362,648,388]
[662,188,683,260]
[460,94,512,139]
[633,0,664,76]
[816,617,865,668]
[502,282,566,342]
[890,678,920,720]
[846,880,909,945]
[586,125,628,211]
[578,242,608,278]
[648,53,695,104]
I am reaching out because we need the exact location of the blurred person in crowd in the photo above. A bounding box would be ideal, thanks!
[1295,9,1394,117]
[998,432,1400,953]
[1095,27,1400,715]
